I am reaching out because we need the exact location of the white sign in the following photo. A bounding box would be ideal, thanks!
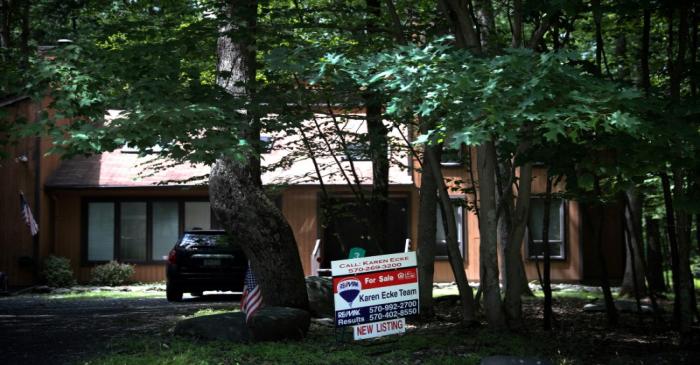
[331,251,418,276]
[353,318,406,340]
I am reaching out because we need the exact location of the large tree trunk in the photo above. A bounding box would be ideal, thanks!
[417,139,440,319]
[210,160,308,309]
[210,0,308,310]
[591,178,619,326]
[476,141,506,328]
[620,188,648,297]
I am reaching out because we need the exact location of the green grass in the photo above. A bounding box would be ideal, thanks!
[531,289,602,301]
[188,308,240,318]
[48,290,164,300]
[79,325,559,365]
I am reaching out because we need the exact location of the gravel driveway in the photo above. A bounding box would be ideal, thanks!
[0,292,240,365]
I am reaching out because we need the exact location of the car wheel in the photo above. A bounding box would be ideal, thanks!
[190,291,203,297]
[166,284,183,302]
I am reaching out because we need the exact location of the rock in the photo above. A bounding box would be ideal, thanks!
[305,276,333,318]
[51,288,72,295]
[248,306,310,341]
[481,355,552,365]
[174,312,250,342]
[32,286,52,294]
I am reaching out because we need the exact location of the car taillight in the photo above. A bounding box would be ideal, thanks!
[168,249,177,265]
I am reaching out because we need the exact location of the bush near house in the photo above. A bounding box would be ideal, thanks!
[90,261,135,286]
[42,255,76,288]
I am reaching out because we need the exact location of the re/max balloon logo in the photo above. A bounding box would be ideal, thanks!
[337,278,361,307]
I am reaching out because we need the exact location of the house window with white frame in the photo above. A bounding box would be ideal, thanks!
[435,200,465,260]
[527,198,565,260]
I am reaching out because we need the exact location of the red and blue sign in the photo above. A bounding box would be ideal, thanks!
[331,252,419,333]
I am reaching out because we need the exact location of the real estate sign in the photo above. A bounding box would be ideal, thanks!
[331,252,419,340]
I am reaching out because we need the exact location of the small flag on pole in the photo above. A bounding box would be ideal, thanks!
[241,261,262,323]
[19,192,39,236]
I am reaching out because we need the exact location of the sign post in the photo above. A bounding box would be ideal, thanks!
[331,252,419,340]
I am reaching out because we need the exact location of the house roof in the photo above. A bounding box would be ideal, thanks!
[46,114,414,189]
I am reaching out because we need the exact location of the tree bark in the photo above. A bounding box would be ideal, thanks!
[542,176,553,331]
[476,141,506,328]
[645,217,667,293]
[365,0,390,255]
[503,160,533,327]
[592,178,619,326]
[620,188,648,297]
[210,160,308,309]
[210,0,308,310]
[0,0,11,49]
[426,146,477,324]
[417,124,440,319]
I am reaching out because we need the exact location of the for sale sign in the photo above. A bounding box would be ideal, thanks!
[331,252,419,340]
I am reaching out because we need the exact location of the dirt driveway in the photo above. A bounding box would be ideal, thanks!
[0,292,239,365]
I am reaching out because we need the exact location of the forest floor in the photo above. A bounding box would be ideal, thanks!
[0,285,698,365]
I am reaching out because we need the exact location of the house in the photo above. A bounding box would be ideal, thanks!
[1,107,625,287]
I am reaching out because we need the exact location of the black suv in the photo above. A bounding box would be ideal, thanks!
[165,230,247,301]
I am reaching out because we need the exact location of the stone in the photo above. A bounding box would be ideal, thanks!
[174,312,250,342]
[51,288,72,295]
[32,285,52,293]
[305,276,333,318]
[248,306,310,341]
[481,355,553,365]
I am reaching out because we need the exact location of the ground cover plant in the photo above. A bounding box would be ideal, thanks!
[78,293,698,365]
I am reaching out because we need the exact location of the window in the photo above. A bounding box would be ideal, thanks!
[527,198,565,260]
[435,201,465,260]
[85,199,214,263]
[87,203,115,261]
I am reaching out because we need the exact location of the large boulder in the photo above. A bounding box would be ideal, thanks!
[174,312,250,342]
[305,276,334,318]
[248,306,311,341]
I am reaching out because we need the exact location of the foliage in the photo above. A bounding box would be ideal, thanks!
[90,261,135,286]
[42,255,76,288]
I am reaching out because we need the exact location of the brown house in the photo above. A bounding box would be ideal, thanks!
[1,108,624,287]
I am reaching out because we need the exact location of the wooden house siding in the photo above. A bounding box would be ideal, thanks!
[0,97,65,287]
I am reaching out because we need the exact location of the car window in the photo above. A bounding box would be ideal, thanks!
[179,233,234,248]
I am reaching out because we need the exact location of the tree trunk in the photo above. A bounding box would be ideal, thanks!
[0,0,11,49]
[476,141,506,328]
[210,0,308,310]
[365,0,390,255]
[541,176,553,331]
[503,160,533,327]
[426,146,476,324]
[417,125,440,319]
[646,217,667,293]
[660,172,682,323]
[620,188,648,297]
[210,160,308,309]
[592,178,618,326]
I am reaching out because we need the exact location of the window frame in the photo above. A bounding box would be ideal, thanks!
[526,197,567,261]
[434,198,467,261]
[81,197,213,266]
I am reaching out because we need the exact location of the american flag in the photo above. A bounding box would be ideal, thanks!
[241,262,263,323]
[19,193,38,236]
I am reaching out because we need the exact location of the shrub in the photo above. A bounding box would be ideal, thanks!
[43,255,76,288]
[90,261,135,286]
